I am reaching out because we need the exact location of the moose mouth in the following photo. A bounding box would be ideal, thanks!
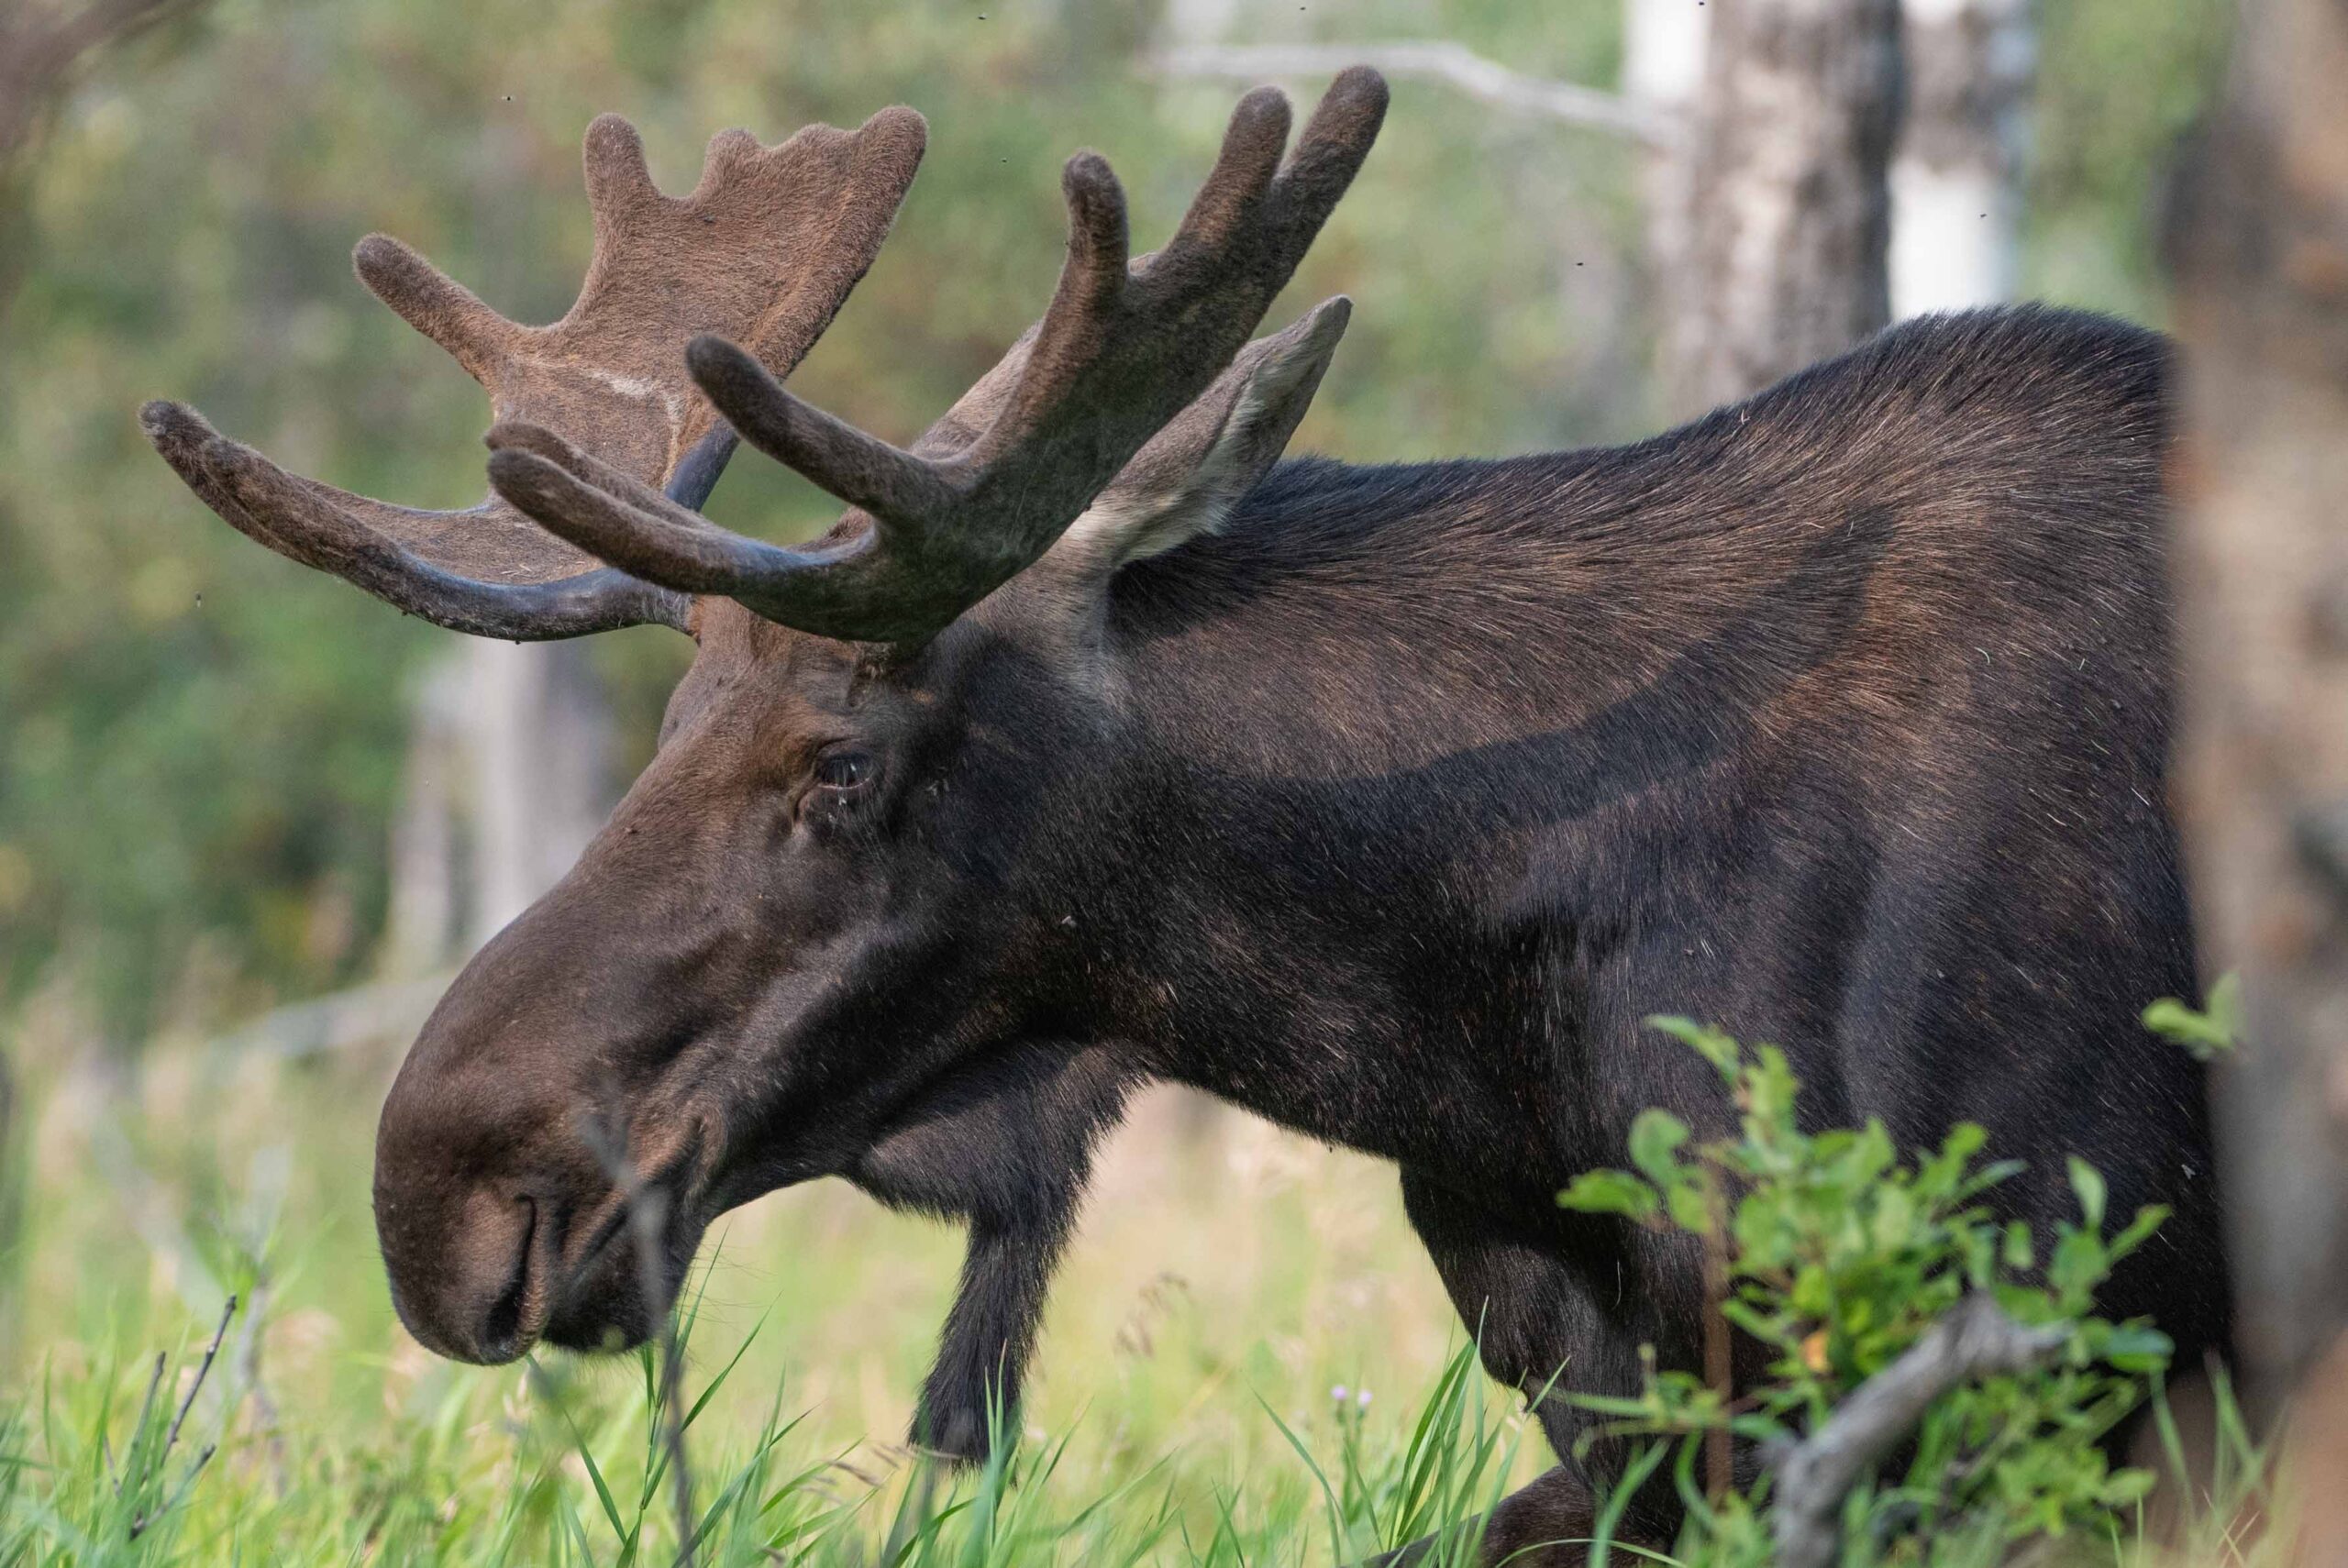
[462,1136,710,1362]
[551,1153,710,1354]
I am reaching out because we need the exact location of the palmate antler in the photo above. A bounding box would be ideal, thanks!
[486,68,1389,646]
[141,108,926,639]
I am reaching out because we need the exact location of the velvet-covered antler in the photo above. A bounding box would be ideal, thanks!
[141,108,926,639]
[484,68,1387,645]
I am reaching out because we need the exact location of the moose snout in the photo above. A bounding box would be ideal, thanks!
[370,845,725,1364]
[371,1020,571,1364]
[371,1009,707,1364]
[375,1182,552,1364]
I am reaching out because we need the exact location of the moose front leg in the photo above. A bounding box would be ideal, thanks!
[849,1043,1134,1462]
[915,1216,1069,1459]
[1396,1168,1684,1564]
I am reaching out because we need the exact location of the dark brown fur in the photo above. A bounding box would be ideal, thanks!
[371,305,2221,1556]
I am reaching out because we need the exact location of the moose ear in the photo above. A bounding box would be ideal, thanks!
[1062,296,1351,569]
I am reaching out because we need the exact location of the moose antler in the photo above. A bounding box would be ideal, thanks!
[141,108,926,639]
[485,68,1388,645]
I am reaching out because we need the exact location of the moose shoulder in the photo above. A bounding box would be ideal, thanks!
[144,73,2223,1564]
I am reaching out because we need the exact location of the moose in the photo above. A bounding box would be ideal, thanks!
[143,70,2228,1561]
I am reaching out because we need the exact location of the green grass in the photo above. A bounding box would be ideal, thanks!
[0,1287,1543,1566]
[0,1032,1552,1564]
[0,1032,2291,1565]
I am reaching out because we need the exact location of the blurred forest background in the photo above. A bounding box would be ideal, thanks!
[0,0,2252,1556]
[0,0,2228,1047]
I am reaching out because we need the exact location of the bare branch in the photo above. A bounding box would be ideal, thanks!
[0,0,192,168]
[129,1294,238,1540]
[204,973,454,1061]
[1769,1294,2068,1568]
[1148,41,1675,148]
[161,1293,236,1459]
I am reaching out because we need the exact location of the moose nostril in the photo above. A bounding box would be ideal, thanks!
[474,1198,538,1363]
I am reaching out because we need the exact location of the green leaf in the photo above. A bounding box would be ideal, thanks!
[1745,1046,1800,1129]
[2002,1220,2035,1273]
[1941,1121,1988,1164]
[1558,1169,1661,1223]
[2100,1324,2175,1375]
[1645,1015,1742,1080]
[2051,1228,2110,1302]
[2141,972,2243,1060]
[556,1399,626,1544]
[1789,1264,1831,1317]
[1627,1109,1692,1185]
[1717,1297,1788,1348]
[2068,1156,2108,1232]
[1953,1157,2028,1204]
[1916,1121,1988,1198]
[1666,1178,1717,1234]
[1844,1121,1895,1187]
[1868,1184,1917,1252]
[2106,1204,2170,1264]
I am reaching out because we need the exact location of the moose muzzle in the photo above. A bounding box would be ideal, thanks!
[371,884,711,1364]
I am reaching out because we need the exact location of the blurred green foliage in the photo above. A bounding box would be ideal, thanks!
[0,0,2228,1039]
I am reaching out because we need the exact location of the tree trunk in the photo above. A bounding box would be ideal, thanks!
[1889,0,2031,318]
[383,640,615,968]
[2169,0,2348,1549]
[462,640,615,946]
[383,658,463,977]
[1624,0,1711,392]
[1667,0,1904,413]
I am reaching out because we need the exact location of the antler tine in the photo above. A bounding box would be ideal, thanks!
[489,428,886,625]
[1264,65,1390,257]
[582,113,662,222]
[1161,88,1290,255]
[142,401,686,638]
[482,419,858,597]
[145,105,926,640]
[353,235,515,381]
[543,69,1385,645]
[679,338,961,524]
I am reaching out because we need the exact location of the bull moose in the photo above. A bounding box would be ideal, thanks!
[141,69,2227,1561]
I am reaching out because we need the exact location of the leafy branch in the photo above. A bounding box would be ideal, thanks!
[1559,1019,2174,1565]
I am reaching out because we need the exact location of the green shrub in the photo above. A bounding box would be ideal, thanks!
[1559,1018,2174,1567]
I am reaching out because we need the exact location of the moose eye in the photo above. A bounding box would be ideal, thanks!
[812,749,878,795]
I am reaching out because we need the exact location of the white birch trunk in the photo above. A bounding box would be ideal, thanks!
[382,659,464,977]
[1889,0,2031,318]
[1624,0,1711,382]
[463,640,614,946]
[1667,0,1903,414]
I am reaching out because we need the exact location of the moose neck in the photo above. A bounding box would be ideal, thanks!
[1054,441,1896,1191]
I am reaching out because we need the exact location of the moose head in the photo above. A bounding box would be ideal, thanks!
[144,73,1388,1435]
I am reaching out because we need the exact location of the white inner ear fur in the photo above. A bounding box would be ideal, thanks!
[1058,311,1344,570]
[1062,381,1267,566]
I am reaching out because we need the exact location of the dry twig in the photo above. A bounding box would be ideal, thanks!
[580,1118,697,1567]
[1148,40,1674,147]
[1769,1293,2067,1568]
[127,1293,237,1540]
